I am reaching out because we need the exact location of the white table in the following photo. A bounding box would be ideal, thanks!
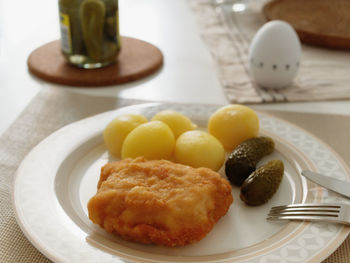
[1,0,349,136]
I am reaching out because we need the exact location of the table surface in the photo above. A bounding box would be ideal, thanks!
[1,1,350,262]
[1,0,350,137]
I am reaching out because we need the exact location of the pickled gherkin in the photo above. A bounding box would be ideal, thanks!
[225,136,275,186]
[58,0,121,68]
[80,0,106,60]
[240,160,284,206]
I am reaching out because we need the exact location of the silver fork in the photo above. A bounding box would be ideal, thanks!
[267,203,350,226]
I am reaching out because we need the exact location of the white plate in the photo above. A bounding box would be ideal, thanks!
[13,103,350,263]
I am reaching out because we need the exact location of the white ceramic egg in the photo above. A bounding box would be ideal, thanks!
[248,20,301,89]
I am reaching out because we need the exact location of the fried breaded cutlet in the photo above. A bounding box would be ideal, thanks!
[88,157,233,246]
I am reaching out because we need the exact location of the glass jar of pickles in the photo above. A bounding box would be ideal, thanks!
[58,0,121,69]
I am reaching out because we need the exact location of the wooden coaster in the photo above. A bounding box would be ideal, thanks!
[27,36,163,87]
[263,0,350,49]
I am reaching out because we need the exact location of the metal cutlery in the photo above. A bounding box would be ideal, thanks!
[302,170,350,198]
[267,203,350,226]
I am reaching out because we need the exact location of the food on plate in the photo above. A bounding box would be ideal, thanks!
[151,110,197,138]
[208,104,259,151]
[103,114,148,157]
[240,160,284,206]
[88,157,233,246]
[225,136,275,186]
[121,121,175,160]
[174,130,225,171]
[224,136,283,206]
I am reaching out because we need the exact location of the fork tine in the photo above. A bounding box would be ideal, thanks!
[269,209,339,214]
[267,215,341,222]
[268,211,339,217]
[269,203,341,217]
[270,203,341,210]
[269,208,340,217]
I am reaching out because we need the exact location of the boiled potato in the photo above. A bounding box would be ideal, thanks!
[103,114,148,157]
[151,110,197,138]
[174,130,225,171]
[208,104,259,151]
[121,121,175,160]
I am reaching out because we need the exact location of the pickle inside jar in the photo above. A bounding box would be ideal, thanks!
[58,0,121,68]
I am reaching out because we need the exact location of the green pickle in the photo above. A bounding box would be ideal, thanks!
[225,136,275,186]
[240,160,284,206]
[58,0,121,68]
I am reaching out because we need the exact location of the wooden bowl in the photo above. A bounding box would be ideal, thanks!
[263,0,350,49]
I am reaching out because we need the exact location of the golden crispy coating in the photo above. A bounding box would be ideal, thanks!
[88,157,233,246]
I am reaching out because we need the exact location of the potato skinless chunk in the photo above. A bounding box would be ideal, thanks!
[208,104,259,151]
[151,110,197,138]
[175,130,225,171]
[103,114,147,157]
[121,121,175,160]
